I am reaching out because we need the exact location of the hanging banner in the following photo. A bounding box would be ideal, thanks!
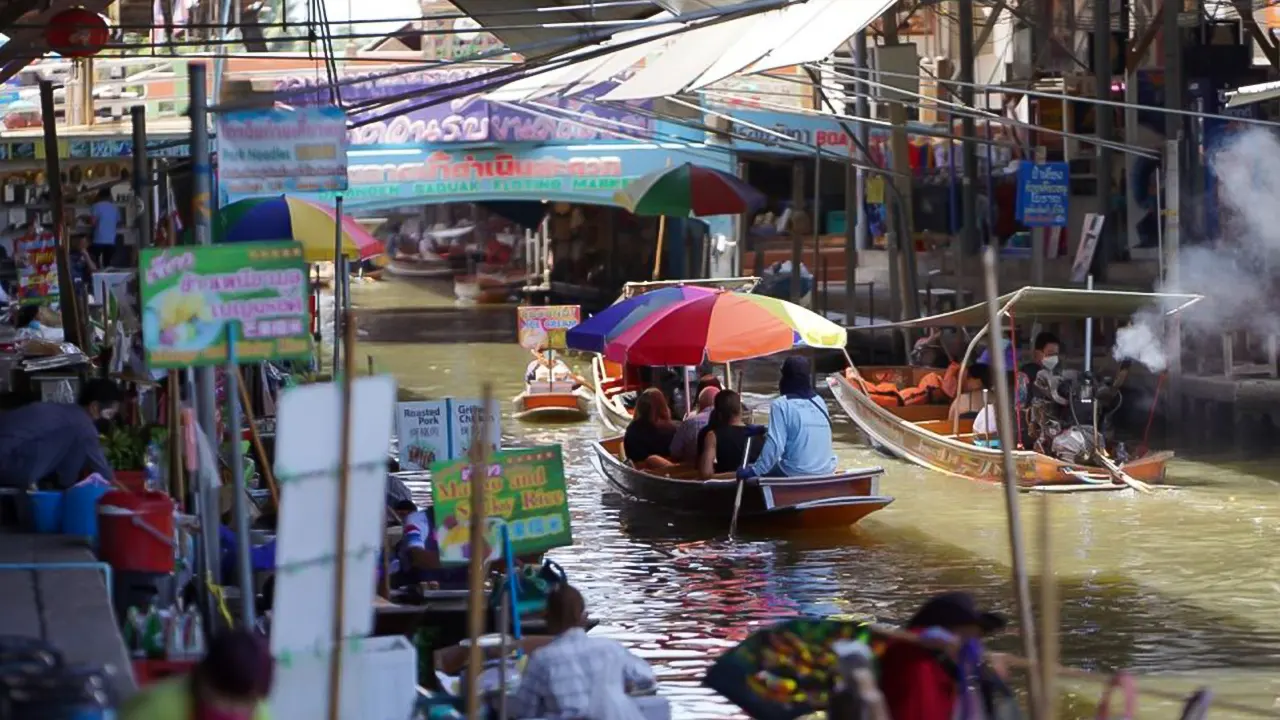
[1015,161,1070,227]
[139,242,311,369]
[395,397,502,471]
[517,305,581,350]
[429,445,572,564]
[15,230,59,305]
[216,106,349,197]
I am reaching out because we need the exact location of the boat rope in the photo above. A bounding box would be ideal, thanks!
[1138,372,1166,457]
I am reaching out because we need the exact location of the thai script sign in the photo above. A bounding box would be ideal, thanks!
[430,445,572,564]
[273,69,652,146]
[395,397,502,471]
[1016,161,1070,227]
[15,230,58,305]
[216,106,349,196]
[518,305,581,350]
[139,242,311,368]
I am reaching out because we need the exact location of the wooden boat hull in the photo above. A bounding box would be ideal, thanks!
[455,270,524,304]
[385,256,454,278]
[590,355,634,430]
[512,389,591,422]
[591,436,892,529]
[827,370,1172,491]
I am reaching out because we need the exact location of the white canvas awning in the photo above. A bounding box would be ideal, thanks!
[482,0,895,104]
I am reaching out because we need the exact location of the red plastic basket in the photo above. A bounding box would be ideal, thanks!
[132,659,197,687]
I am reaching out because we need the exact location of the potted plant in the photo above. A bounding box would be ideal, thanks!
[101,425,159,492]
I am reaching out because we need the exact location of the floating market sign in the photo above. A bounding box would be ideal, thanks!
[140,242,311,369]
[429,445,571,564]
[395,398,502,471]
[518,305,581,350]
[216,106,349,197]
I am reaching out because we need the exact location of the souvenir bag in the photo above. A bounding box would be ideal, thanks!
[1094,672,1137,720]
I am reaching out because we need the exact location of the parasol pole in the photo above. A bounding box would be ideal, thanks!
[465,383,493,720]
[332,195,344,376]
[979,246,1042,712]
[651,216,667,280]
[326,312,358,720]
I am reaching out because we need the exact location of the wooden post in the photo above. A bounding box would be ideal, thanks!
[326,312,358,720]
[38,81,85,350]
[465,384,494,720]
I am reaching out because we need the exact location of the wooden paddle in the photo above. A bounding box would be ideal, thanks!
[1096,451,1153,494]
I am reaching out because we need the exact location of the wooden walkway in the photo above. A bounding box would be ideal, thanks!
[0,532,136,700]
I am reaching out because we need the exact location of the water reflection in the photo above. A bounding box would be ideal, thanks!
[357,277,1280,718]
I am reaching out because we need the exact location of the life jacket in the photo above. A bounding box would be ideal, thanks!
[899,386,933,406]
[863,381,903,407]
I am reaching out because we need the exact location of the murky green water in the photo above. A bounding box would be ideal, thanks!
[349,276,1280,719]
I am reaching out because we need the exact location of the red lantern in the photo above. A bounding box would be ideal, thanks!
[44,8,111,58]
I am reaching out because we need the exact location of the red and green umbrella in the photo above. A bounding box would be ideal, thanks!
[613,162,765,217]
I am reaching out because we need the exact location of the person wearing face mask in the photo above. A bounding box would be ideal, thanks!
[0,378,118,489]
[119,629,274,720]
[1021,331,1061,378]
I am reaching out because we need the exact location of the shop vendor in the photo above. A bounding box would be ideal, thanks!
[0,379,118,489]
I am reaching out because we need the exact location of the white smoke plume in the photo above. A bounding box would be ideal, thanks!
[1114,127,1280,371]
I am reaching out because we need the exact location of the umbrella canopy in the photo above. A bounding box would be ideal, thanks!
[215,196,383,263]
[703,618,871,720]
[604,292,846,366]
[613,162,765,217]
[565,285,716,353]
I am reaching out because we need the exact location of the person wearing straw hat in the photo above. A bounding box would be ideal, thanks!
[878,592,1018,720]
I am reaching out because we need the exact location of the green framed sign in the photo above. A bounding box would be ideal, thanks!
[139,242,312,369]
[429,445,572,564]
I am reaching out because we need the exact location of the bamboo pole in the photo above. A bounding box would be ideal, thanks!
[651,216,667,280]
[326,312,358,720]
[237,371,279,506]
[978,246,1042,713]
[1039,493,1058,720]
[465,383,494,720]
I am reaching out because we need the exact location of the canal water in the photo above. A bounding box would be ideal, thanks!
[347,276,1280,718]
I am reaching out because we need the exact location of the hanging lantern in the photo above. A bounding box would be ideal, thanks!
[44,8,110,58]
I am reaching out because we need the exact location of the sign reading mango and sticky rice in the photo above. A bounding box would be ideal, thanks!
[429,445,572,564]
[140,242,312,369]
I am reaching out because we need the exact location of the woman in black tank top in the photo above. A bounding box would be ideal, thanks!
[697,390,763,478]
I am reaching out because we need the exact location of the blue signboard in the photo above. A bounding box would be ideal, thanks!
[1015,161,1069,227]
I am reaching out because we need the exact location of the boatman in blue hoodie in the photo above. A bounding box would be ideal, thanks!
[738,355,837,479]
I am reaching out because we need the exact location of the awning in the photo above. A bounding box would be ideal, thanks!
[850,287,1204,330]
[1224,80,1280,109]
[448,0,666,56]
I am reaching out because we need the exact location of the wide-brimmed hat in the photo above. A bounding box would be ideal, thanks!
[907,591,1007,634]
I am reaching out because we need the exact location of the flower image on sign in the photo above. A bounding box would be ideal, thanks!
[518,305,581,350]
[429,445,572,565]
[139,242,312,369]
[217,106,349,196]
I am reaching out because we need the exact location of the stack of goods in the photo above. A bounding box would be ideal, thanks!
[121,599,206,686]
[0,637,117,719]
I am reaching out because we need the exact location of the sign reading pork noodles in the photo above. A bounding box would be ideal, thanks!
[517,305,581,350]
[429,445,571,564]
[217,106,349,197]
[140,242,311,369]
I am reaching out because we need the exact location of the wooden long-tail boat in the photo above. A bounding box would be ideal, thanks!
[592,437,892,529]
[828,286,1203,492]
[512,384,592,422]
[588,277,764,431]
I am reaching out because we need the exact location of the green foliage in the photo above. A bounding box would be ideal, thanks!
[101,424,166,471]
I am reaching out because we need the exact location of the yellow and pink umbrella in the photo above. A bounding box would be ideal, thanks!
[212,196,383,263]
[603,291,846,366]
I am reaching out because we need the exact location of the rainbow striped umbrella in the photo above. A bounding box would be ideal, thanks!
[214,196,383,263]
[604,292,846,366]
[565,285,717,353]
[613,162,765,217]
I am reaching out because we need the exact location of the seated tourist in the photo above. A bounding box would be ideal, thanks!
[623,388,677,469]
[511,584,655,720]
[671,385,719,463]
[697,390,764,478]
[948,363,992,426]
[739,357,836,479]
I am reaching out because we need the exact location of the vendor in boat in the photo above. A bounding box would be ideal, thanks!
[948,362,992,426]
[623,388,677,470]
[697,390,764,478]
[511,583,656,720]
[737,356,836,480]
[389,499,468,587]
[525,354,576,387]
[671,385,719,463]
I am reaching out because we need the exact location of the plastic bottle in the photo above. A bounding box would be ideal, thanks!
[123,606,145,659]
[185,609,206,659]
[143,439,163,493]
[141,603,165,660]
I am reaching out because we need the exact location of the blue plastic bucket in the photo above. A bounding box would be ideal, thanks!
[28,492,63,534]
[62,482,109,545]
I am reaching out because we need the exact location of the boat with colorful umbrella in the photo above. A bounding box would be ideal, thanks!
[212,195,384,263]
[588,290,891,531]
